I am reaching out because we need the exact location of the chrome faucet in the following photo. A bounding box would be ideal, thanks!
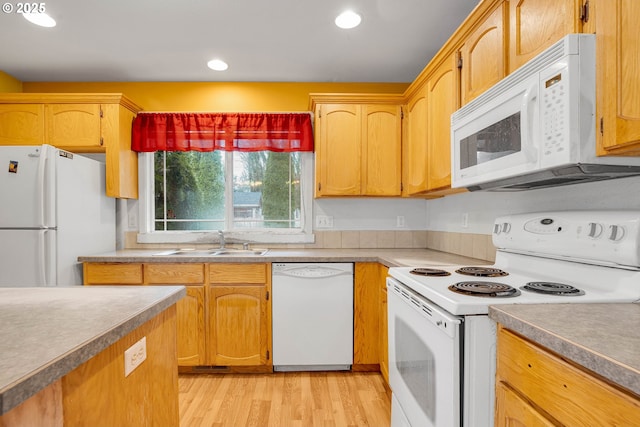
[217,230,226,249]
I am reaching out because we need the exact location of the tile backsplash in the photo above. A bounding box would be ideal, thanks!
[125,230,496,261]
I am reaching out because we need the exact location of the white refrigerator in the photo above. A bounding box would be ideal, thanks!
[0,144,115,286]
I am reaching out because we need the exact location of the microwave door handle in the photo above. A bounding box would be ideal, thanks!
[521,83,539,162]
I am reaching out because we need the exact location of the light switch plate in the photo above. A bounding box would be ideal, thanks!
[124,336,147,377]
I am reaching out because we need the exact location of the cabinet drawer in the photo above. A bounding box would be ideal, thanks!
[83,263,143,285]
[145,263,205,284]
[497,327,640,426]
[210,263,267,284]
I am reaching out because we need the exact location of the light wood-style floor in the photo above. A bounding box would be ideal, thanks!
[178,372,391,427]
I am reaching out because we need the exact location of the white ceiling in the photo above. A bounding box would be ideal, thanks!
[0,0,480,83]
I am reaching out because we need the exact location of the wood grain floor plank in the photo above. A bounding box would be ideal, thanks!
[179,372,391,427]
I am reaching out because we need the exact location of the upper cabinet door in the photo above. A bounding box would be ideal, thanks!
[508,0,581,73]
[362,104,402,196]
[460,2,507,105]
[0,104,44,145]
[402,86,428,195]
[46,104,102,148]
[315,104,361,196]
[596,0,640,155]
[426,55,458,192]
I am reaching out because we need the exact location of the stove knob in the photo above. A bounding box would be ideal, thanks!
[588,222,603,238]
[501,222,511,233]
[494,224,501,234]
[608,225,625,241]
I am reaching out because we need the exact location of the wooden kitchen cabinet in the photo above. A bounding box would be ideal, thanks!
[459,1,506,105]
[83,262,143,285]
[595,0,640,155]
[310,94,403,197]
[83,262,207,367]
[402,84,429,196]
[353,263,381,370]
[0,103,44,145]
[45,104,102,149]
[495,326,640,426]
[378,265,389,385]
[425,54,462,195]
[145,263,207,366]
[208,263,271,369]
[0,93,142,199]
[508,0,585,73]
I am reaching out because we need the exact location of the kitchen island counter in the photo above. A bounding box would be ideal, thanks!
[0,285,185,415]
[489,303,640,397]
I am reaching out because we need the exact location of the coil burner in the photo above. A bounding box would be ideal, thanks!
[455,267,509,277]
[521,282,585,296]
[409,268,452,277]
[448,281,520,297]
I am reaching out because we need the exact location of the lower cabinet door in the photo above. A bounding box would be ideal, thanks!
[495,381,557,427]
[209,285,270,366]
[176,286,206,366]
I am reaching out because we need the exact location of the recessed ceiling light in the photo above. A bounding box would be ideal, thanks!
[207,59,229,71]
[335,10,361,29]
[23,12,56,27]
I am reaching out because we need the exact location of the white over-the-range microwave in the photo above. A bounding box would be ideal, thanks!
[450,34,640,191]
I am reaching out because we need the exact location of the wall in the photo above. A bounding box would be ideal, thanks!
[426,175,640,234]
[0,71,22,92]
[22,81,408,111]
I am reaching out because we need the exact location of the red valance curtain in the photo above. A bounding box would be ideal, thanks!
[131,112,314,152]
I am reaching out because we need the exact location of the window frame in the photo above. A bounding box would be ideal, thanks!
[136,151,314,244]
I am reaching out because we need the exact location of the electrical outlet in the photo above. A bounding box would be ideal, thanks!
[396,216,405,228]
[124,336,147,377]
[462,213,469,228]
[315,215,334,228]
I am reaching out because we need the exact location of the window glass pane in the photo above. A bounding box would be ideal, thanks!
[154,151,225,230]
[232,151,301,229]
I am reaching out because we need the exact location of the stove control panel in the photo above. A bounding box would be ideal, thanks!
[492,211,640,267]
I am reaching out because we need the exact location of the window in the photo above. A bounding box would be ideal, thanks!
[154,150,301,230]
[137,151,313,243]
[133,112,314,244]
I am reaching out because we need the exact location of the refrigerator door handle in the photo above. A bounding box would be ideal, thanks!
[36,145,56,228]
[37,229,56,286]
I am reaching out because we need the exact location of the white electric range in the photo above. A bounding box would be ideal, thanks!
[386,210,640,427]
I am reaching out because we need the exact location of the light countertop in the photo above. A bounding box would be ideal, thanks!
[0,286,185,415]
[489,303,640,397]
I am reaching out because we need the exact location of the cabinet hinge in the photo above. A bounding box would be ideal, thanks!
[99,108,104,118]
[400,107,404,120]
[318,106,322,118]
[400,182,403,192]
[266,290,269,301]
[318,183,321,192]
[580,0,590,23]
[600,117,604,135]
[457,52,463,69]
[100,137,104,146]
[266,350,270,360]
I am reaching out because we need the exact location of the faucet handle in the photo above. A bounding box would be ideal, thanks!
[243,242,249,250]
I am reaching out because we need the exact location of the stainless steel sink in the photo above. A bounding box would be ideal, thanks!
[152,248,268,256]
[211,249,269,256]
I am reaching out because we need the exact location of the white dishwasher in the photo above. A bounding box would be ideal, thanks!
[272,262,353,371]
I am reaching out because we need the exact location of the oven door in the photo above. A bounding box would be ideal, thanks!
[387,277,463,427]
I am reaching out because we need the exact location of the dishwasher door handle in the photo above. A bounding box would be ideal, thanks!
[272,264,353,279]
